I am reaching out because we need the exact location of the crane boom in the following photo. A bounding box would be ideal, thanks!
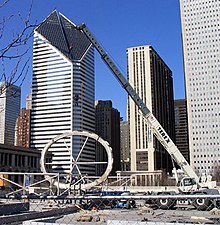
[76,23,199,183]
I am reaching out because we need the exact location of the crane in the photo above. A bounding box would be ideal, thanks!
[76,23,216,190]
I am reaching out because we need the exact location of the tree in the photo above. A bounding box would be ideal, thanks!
[0,0,36,96]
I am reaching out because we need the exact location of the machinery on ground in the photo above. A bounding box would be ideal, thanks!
[76,23,219,210]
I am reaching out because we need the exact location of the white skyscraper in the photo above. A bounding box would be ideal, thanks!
[0,82,21,145]
[31,11,95,175]
[180,0,220,175]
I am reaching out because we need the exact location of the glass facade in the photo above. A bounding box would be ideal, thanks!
[31,11,95,175]
[0,82,21,145]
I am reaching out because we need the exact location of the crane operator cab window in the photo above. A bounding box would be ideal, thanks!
[177,177,197,187]
[180,177,197,187]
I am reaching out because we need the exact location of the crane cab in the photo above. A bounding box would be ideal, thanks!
[177,177,198,193]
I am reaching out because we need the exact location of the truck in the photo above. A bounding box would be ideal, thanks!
[82,191,135,210]
[75,23,220,210]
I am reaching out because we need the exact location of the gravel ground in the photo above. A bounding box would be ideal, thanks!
[2,200,220,224]
[39,205,220,225]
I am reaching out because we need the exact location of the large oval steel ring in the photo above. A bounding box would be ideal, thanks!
[40,130,113,190]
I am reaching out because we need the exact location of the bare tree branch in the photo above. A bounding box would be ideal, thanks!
[10,57,30,86]
[0,25,34,58]
[0,58,6,81]
[0,0,10,9]
[0,15,13,40]
[0,0,37,96]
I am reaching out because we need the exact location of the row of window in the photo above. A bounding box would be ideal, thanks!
[194,160,220,165]
[194,165,219,171]
[0,153,38,168]
[193,154,220,157]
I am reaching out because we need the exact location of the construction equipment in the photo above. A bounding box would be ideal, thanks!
[76,23,219,210]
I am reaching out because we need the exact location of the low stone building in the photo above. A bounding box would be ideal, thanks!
[0,143,52,188]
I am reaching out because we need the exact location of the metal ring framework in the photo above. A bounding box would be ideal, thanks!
[40,131,113,190]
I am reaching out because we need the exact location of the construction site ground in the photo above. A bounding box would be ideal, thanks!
[22,201,220,225]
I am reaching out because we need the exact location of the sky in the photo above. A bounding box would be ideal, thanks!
[1,0,184,120]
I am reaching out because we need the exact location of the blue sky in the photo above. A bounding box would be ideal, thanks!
[1,0,184,120]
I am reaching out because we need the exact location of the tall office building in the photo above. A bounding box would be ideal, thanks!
[174,99,189,163]
[120,120,130,171]
[15,90,32,148]
[127,45,175,173]
[26,88,32,110]
[95,100,120,175]
[0,82,21,145]
[15,108,31,148]
[180,0,220,174]
[31,11,95,175]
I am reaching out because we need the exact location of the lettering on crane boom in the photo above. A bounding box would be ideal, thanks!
[157,127,170,144]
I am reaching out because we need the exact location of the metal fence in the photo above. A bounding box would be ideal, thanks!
[0,194,220,225]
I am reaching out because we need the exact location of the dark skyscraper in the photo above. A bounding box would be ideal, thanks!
[95,100,120,175]
[120,120,130,171]
[174,99,189,163]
